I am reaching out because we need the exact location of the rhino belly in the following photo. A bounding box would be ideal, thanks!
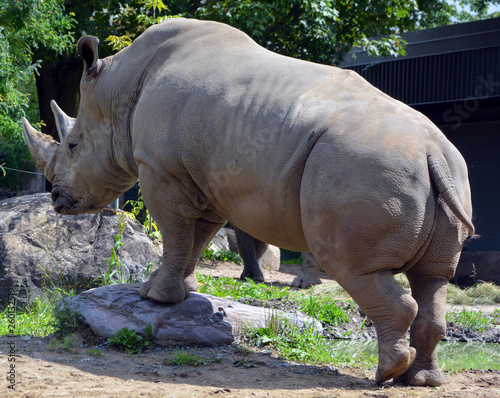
[219,190,310,252]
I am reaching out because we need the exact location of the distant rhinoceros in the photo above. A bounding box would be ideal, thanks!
[23,18,474,387]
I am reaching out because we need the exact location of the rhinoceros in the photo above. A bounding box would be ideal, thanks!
[23,18,474,387]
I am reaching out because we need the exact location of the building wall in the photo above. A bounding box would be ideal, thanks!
[440,120,500,252]
[341,18,500,253]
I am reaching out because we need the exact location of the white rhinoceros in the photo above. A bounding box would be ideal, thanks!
[23,18,474,387]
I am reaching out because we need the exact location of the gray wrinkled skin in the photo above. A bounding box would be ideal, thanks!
[23,19,474,387]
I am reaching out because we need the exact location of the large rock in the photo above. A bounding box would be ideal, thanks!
[292,252,324,289]
[0,193,161,307]
[64,283,321,346]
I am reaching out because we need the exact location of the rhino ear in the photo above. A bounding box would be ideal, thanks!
[77,36,101,76]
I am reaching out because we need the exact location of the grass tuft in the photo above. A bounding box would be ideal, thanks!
[197,274,290,300]
[163,349,214,366]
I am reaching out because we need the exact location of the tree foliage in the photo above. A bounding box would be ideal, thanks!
[417,0,500,28]
[101,1,500,64]
[0,0,74,189]
[2,0,499,190]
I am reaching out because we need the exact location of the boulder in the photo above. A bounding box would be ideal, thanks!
[259,244,281,272]
[0,193,161,308]
[63,283,321,346]
[210,228,231,252]
[292,252,324,289]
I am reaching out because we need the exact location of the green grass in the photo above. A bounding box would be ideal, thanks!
[163,349,216,366]
[446,307,493,332]
[197,274,291,301]
[243,310,377,368]
[437,342,500,371]
[0,296,57,337]
[447,282,500,305]
[299,288,349,326]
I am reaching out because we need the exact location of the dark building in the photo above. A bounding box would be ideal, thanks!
[341,18,500,259]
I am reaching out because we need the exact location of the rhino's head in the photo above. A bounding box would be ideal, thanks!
[23,36,137,214]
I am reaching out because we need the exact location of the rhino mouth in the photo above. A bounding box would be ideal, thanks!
[51,186,101,215]
[51,186,76,214]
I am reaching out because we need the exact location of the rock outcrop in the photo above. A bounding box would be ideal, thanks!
[63,283,320,346]
[0,193,161,307]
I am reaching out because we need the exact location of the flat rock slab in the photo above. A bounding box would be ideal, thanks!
[65,284,320,346]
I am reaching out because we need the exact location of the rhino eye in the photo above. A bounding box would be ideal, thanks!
[67,142,78,154]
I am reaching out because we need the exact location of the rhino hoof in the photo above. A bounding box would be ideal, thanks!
[395,362,444,387]
[240,270,265,283]
[138,278,189,304]
[376,346,416,384]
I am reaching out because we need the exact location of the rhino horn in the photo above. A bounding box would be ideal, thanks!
[22,117,59,180]
[51,100,75,142]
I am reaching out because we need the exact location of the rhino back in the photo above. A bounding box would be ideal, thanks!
[119,19,461,250]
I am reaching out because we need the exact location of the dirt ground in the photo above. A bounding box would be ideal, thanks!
[1,261,499,397]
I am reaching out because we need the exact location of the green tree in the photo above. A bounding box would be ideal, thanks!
[4,0,500,190]
[0,0,74,190]
[417,0,500,28]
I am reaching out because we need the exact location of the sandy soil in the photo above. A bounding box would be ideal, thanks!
[1,261,499,397]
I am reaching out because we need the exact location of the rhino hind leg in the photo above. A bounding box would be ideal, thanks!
[235,227,265,282]
[395,274,447,387]
[397,204,467,387]
[332,269,418,383]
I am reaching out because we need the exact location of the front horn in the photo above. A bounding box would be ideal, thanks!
[22,118,59,181]
[51,100,75,142]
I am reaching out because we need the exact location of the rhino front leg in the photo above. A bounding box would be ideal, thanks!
[137,166,206,303]
[139,219,195,303]
[184,217,227,291]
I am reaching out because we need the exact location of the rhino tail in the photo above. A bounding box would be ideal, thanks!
[428,154,475,239]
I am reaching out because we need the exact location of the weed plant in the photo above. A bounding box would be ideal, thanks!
[124,188,162,240]
[51,297,83,335]
[101,213,131,285]
[299,287,349,326]
[446,307,492,332]
[108,325,154,354]
[48,333,80,352]
[201,243,244,265]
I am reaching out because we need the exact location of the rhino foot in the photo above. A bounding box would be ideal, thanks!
[395,361,444,387]
[375,346,416,384]
[184,272,200,292]
[139,269,189,303]
[240,269,265,283]
[291,273,322,289]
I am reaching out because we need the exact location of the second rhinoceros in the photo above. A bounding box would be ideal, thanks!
[23,18,474,387]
